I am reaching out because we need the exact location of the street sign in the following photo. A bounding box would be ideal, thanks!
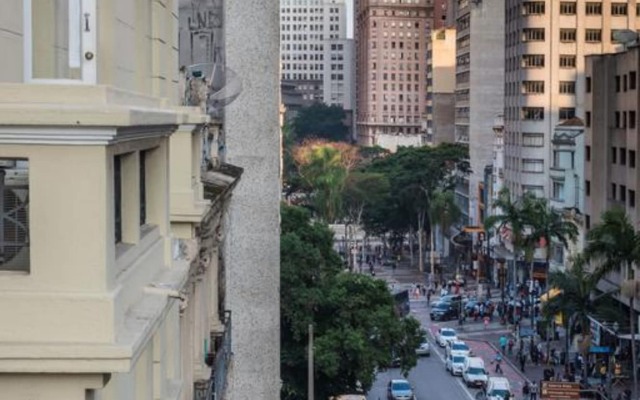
[540,381,580,399]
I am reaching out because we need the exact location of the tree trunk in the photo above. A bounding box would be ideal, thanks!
[418,211,426,273]
[409,227,414,267]
[631,296,638,400]
[430,226,436,280]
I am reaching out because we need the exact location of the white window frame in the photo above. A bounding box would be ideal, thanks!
[23,0,97,84]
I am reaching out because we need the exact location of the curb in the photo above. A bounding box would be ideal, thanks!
[465,338,531,382]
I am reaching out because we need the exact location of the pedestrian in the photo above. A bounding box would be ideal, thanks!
[508,337,514,355]
[499,334,508,354]
[426,290,431,306]
[529,381,539,400]
[522,381,530,400]
[483,315,490,329]
[492,351,504,374]
[519,351,527,373]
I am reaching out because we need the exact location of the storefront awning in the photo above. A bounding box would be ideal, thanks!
[539,288,561,303]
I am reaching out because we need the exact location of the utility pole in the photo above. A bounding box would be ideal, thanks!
[308,323,314,400]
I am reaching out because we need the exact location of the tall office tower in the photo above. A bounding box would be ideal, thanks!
[280,0,355,114]
[425,28,456,146]
[356,0,433,150]
[504,0,633,199]
[433,0,456,29]
[454,0,504,226]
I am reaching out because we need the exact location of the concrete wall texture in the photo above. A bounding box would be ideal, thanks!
[224,1,282,399]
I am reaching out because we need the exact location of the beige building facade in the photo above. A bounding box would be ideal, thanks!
[356,0,433,148]
[504,0,635,199]
[0,1,244,399]
[425,28,456,146]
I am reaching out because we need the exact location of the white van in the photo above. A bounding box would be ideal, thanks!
[462,357,488,388]
[485,377,512,400]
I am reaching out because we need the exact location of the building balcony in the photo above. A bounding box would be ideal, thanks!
[549,166,568,180]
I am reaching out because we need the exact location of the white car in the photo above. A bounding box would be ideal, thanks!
[462,357,488,388]
[436,327,458,347]
[485,377,512,400]
[445,354,466,376]
[446,340,471,358]
[416,340,431,356]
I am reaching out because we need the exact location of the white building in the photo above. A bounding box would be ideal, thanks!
[280,0,355,113]
[454,0,505,226]
[503,0,633,198]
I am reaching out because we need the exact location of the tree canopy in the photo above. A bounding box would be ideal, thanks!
[291,103,350,142]
[280,205,424,400]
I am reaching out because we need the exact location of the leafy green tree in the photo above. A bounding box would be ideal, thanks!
[292,103,350,142]
[293,140,359,223]
[280,205,424,400]
[361,144,470,267]
[427,190,461,276]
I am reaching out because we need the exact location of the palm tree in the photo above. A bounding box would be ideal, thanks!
[427,190,461,278]
[484,188,537,293]
[543,255,611,368]
[525,199,579,281]
[583,208,640,399]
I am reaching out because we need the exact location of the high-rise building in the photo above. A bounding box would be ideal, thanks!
[433,0,456,29]
[280,0,355,113]
[504,0,632,199]
[425,28,456,146]
[356,0,433,150]
[454,0,504,226]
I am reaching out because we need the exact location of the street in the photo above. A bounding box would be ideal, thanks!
[367,298,482,400]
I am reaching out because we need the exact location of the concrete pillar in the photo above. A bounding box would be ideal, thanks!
[223,0,281,398]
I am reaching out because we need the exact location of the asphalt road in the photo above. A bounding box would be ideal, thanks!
[367,299,482,400]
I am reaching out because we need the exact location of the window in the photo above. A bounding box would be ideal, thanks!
[522,132,544,147]
[560,55,576,68]
[523,28,545,42]
[560,29,577,42]
[522,107,544,120]
[586,2,602,14]
[559,107,575,120]
[586,180,591,196]
[621,148,627,165]
[585,29,602,42]
[630,190,636,208]
[586,111,591,127]
[24,0,97,83]
[586,145,591,161]
[616,75,621,92]
[560,2,576,14]
[552,181,565,201]
[616,111,622,128]
[612,147,618,164]
[586,77,592,93]
[586,214,591,230]
[522,1,545,14]
[631,72,638,90]
[522,159,544,173]
[631,150,636,168]
[611,2,628,15]
[0,159,30,273]
[559,81,575,94]
[522,81,545,94]
[522,54,545,68]
[630,111,636,129]
[621,185,627,203]
[612,183,617,200]
[114,155,122,243]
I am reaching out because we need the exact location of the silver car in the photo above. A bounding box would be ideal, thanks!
[416,340,430,356]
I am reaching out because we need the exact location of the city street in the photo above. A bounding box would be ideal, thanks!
[367,299,481,400]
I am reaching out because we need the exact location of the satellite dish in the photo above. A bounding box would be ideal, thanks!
[613,29,639,45]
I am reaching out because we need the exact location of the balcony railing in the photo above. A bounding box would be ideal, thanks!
[213,310,232,400]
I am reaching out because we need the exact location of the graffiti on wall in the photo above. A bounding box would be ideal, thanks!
[179,0,224,67]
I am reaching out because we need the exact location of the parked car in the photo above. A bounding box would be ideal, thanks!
[462,357,488,388]
[446,354,467,376]
[416,340,431,356]
[430,301,458,321]
[484,377,512,400]
[446,340,471,358]
[387,379,416,400]
[436,327,458,347]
